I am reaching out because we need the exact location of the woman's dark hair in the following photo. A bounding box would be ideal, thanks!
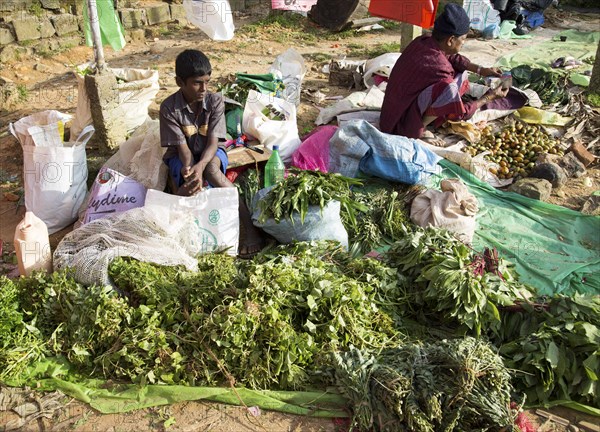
[175,49,212,81]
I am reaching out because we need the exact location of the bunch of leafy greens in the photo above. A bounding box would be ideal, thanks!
[327,338,516,432]
[491,295,600,408]
[510,66,569,106]
[386,227,534,336]
[6,243,401,390]
[0,276,47,381]
[341,181,424,255]
[257,169,368,228]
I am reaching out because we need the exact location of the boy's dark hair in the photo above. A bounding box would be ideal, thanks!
[175,49,212,81]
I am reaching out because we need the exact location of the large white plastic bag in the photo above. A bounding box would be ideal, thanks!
[145,188,240,256]
[10,113,94,234]
[70,65,160,139]
[9,110,71,148]
[251,188,348,248]
[183,0,235,41]
[463,0,501,36]
[363,52,401,88]
[242,89,301,163]
[269,48,306,106]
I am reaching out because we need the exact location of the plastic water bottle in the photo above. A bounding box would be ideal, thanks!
[264,145,285,188]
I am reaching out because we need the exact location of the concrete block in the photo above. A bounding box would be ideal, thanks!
[146,4,170,25]
[51,13,78,35]
[58,34,81,49]
[39,17,55,38]
[120,8,146,29]
[126,28,145,43]
[0,27,16,45]
[400,23,422,52]
[0,44,31,63]
[85,70,129,151]
[40,0,60,9]
[0,0,34,13]
[169,4,187,23]
[12,17,41,41]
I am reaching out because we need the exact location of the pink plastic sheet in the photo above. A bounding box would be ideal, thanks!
[291,125,338,172]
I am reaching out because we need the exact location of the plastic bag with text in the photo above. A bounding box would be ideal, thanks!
[183,0,235,41]
[145,188,240,256]
[9,111,94,234]
[83,167,147,225]
[242,89,301,163]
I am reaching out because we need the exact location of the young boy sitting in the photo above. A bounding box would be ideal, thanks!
[159,49,263,258]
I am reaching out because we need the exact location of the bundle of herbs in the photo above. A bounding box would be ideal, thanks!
[340,181,424,255]
[385,227,534,336]
[257,169,367,227]
[326,337,516,432]
[491,295,600,408]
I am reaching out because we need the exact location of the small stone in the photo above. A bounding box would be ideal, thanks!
[568,141,596,167]
[581,196,600,216]
[508,178,553,201]
[583,177,593,188]
[530,163,568,188]
[4,192,20,202]
[554,189,566,198]
[536,152,561,165]
[558,152,587,178]
[34,63,51,72]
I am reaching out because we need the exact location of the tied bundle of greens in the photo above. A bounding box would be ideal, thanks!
[386,227,533,336]
[328,338,516,432]
[257,169,368,227]
[340,182,424,255]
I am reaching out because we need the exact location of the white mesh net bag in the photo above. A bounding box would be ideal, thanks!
[53,207,201,287]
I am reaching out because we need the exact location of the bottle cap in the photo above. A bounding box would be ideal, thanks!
[273,145,279,151]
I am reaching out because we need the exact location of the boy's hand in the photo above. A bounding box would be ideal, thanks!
[181,164,205,195]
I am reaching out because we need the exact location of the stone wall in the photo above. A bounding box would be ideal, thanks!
[0,0,265,63]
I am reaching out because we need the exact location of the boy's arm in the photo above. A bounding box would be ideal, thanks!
[160,103,193,176]
[190,94,227,181]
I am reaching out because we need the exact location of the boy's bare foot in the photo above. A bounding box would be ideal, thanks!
[238,224,264,259]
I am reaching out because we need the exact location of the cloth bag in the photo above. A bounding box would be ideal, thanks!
[242,89,301,163]
[145,188,240,256]
[10,111,94,234]
[410,178,479,244]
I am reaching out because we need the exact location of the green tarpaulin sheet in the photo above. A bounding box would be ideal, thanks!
[495,30,599,87]
[5,358,348,416]
[437,160,600,296]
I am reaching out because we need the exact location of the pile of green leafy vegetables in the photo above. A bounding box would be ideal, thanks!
[1,223,598,425]
[510,65,570,106]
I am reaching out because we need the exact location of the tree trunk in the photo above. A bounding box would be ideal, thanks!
[589,41,600,93]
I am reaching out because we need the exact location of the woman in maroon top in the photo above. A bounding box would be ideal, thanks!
[380,4,510,142]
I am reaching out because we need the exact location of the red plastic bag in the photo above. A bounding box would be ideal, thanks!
[368,0,439,29]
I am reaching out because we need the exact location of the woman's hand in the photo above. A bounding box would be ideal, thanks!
[486,86,509,101]
[480,67,502,77]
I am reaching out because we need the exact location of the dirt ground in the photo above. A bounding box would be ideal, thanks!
[1,4,599,432]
